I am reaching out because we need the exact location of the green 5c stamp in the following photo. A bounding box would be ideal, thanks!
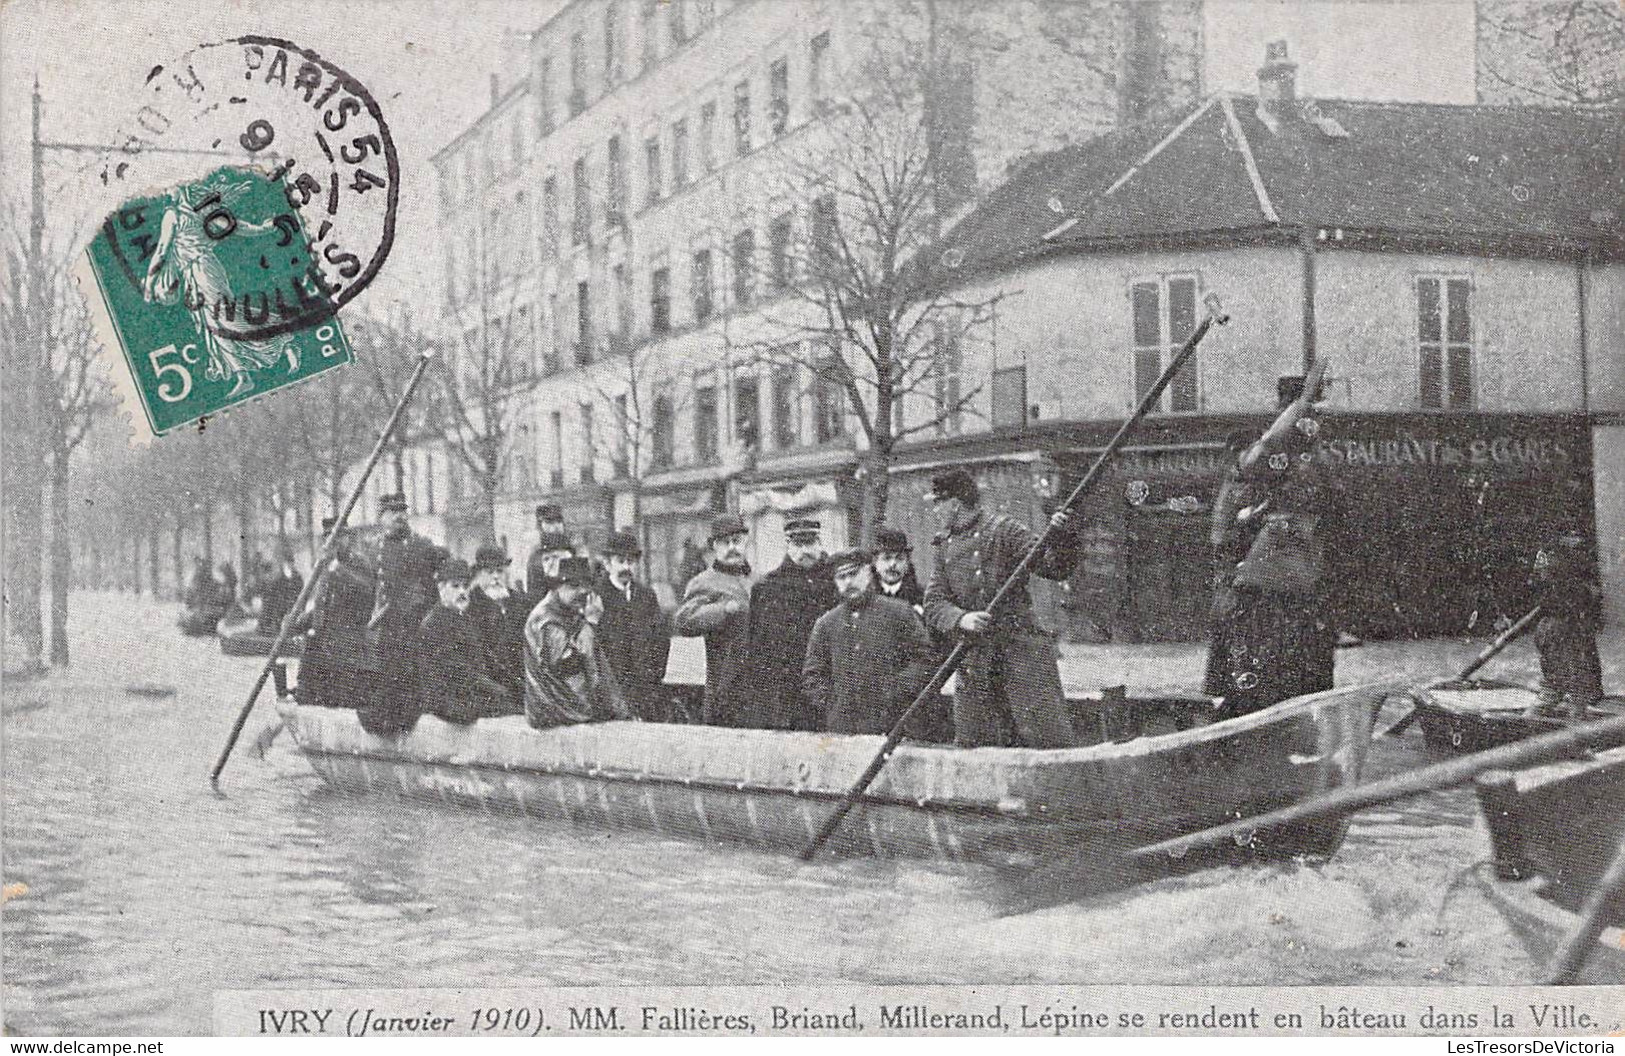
[85,165,354,434]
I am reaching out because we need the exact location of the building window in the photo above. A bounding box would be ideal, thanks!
[699,101,717,172]
[671,118,690,188]
[544,292,561,374]
[691,248,713,324]
[650,265,671,335]
[814,352,846,444]
[644,135,662,206]
[569,31,587,117]
[542,174,560,255]
[934,325,963,436]
[571,156,590,245]
[769,58,790,136]
[611,393,630,478]
[991,364,1028,429]
[694,379,719,464]
[549,410,565,488]
[640,0,659,70]
[612,262,630,341]
[810,30,830,104]
[810,193,838,281]
[538,57,554,135]
[1418,276,1473,409]
[578,402,596,484]
[732,79,752,157]
[730,228,755,309]
[1130,275,1199,412]
[734,372,761,450]
[772,363,799,449]
[606,135,626,227]
[604,2,622,85]
[768,211,793,294]
[576,281,594,364]
[651,389,675,468]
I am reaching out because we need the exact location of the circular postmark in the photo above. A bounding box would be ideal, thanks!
[97,35,399,341]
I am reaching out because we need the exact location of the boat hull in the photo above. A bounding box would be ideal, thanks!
[279,681,1389,868]
[219,626,304,658]
[1412,681,1625,754]
[1472,864,1625,985]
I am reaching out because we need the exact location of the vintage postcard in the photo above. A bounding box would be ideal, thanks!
[1,0,1620,1042]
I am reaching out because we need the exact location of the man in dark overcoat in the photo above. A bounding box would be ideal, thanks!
[803,548,934,736]
[594,530,671,718]
[740,516,837,730]
[417,558,515,724]
[1529,528,1605,719]
[359,492,441,734]
[672,513,755,726]
[466,541,531,708]
[922,469,1082,748]
[296,519,376,709]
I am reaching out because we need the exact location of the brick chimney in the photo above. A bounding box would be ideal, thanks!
[1257,39,1298,111]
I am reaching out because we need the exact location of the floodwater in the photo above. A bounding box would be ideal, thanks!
[2,593,1546,1035]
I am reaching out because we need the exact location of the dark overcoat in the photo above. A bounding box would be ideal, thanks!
[416,604,515,724]
[359,529,440,734]
[803,593,933,736]
[257,568,305,633]
[742,560,838,731]
[922,508,1081,748]
[296,558,376,708]
[466,586,533,704]
[1534,547,1604,709]
[594,573,672,715]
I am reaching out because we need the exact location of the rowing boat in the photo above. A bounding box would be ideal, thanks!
[1473,744,1625,983]
[218,618,305,658]
[276,680,1392,869]
[1406,679,1625,754]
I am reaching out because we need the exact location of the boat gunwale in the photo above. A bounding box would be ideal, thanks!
[1472,862,1625,965]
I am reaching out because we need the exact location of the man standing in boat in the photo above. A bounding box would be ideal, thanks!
[1529,526,1604,719]
[360,492,442,734]
[922,469,1082,748]
[739,517,836,730]
[467,542,531,707]
[803,548,935,736]
[593,530,671,719]
[418,558,517,724]
[295,516,375,710]
[524,556,630,728]
[673,513,755,726]
[872,527,925,612]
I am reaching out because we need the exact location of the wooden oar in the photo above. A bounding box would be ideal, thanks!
[1547,829,1625,984]
[799,293,1233,863]
[1129,713,1625,861]
[1375,605,1545,740]
[209,348,436,785]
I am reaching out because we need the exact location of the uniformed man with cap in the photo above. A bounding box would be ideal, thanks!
[417,557,516,725]
[594,530,672,718]
[525,555,630,728]
[739,516,837,730]
[526,503,571,596]
[673,513,755,725]
[467,541,531,706]
[803,547,935,736]
[921,468,1082,748]
[360,492,442,733]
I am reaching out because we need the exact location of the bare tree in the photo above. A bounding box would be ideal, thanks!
[583,340,696,524]
[725,22,997,544]
[1478,0,1624,105]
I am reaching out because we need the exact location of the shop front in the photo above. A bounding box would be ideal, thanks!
[637,482,727,609]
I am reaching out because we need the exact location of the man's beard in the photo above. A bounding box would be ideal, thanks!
[713,555,751,575]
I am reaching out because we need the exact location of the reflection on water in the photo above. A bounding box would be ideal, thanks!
[2,594,1538,1035]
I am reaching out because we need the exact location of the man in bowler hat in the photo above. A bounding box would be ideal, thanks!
[921,468,1082,748]
[417,557,516,725]
[466,541,531,706]
[872,526,925,611]
[673,513,755,725]
[594,530,672,717]
[526,503,571,596]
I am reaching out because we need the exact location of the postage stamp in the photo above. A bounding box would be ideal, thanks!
[84,164,356,434]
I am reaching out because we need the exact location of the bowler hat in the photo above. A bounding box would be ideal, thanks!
[828,547,871,574]
[925,469,978,507]
[874,527,911,554]
[707,513,748,543]
[435,557,472,584]
[603,530,642,558]
[473,542,510,572]
[379,493,408,513]
[785,516,822,542]
[557,556,595,586]
[539,531,574,554]
[535,503,563,521]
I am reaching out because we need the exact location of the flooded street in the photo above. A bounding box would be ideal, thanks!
[4,592,1546,1035]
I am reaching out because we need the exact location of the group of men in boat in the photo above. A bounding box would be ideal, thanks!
[290,365,1604,744]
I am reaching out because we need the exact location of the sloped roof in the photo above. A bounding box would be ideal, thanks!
[942,94,1624,275]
